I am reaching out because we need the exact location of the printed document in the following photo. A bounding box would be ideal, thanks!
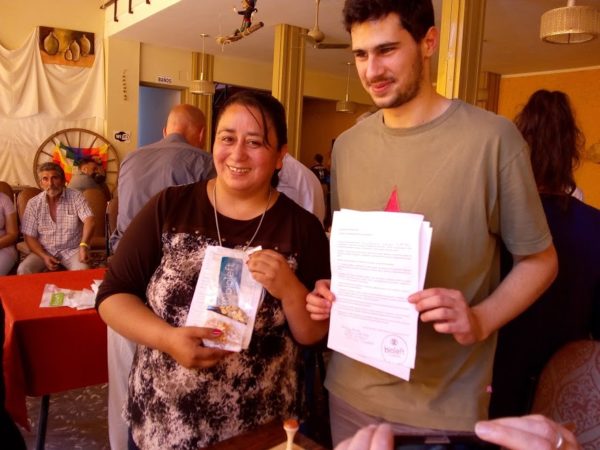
[327,209,432,380]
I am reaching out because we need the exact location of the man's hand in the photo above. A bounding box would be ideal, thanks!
[42,253,60,271]
[475,415,581,450]
[335,423,393,450]
[79,245,90,263]
[306,279,334,321]
[408,288,485,345]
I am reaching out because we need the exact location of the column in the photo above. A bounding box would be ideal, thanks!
[436,0,487,104]
[272,24,305,158]
[191,51,214,151]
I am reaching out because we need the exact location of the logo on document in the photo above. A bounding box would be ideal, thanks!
[381,335,408,365]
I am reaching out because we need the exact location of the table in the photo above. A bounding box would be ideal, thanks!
[0,269,107,447]
[207,420,329,450]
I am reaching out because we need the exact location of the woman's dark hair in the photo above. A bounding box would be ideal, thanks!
[514,89,584,197]
[342,0,434,43]
[216,90,287,151]
[215,90,288,187]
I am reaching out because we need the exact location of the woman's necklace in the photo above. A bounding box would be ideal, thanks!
[212,182,273,251]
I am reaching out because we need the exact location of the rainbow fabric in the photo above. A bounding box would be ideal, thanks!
[51,142,108,183]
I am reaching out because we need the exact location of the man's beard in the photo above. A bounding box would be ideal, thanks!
[92,173,106,184]
[45,186,63,197]
[370,54,423,109]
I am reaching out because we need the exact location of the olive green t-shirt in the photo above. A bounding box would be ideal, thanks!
[326,100,551,431]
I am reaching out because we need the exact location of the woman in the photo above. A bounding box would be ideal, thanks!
[0,192,18,275]
[490,90,600,418]
[514,89,584,200]
[96,91,330,449]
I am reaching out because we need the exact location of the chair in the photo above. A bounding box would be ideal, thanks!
[531,340,600,449]
[15,187,42,258]
[0,181,14,204]
[81,188,108,253]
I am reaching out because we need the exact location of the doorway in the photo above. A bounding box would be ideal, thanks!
[138,85,182,147]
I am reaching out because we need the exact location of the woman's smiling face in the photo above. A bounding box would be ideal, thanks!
[213,103,285,196]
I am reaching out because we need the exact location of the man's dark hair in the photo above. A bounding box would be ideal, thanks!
[314,153,324,164]
[78,157,96,167]
[343,0,434,43]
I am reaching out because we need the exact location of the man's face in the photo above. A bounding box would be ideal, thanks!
[39,170,65,197]
[351,13,425,110]
[80,162,98,176]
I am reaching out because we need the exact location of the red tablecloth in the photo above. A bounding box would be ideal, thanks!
[1,269,107,429]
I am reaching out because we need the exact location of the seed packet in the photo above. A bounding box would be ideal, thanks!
[185,245,264,352]
[40,283,96,309]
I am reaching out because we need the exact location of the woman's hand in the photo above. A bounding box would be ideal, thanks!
[163,326,231,369]
[408,287,485,345]
[475,415,581,450]
[247,249,297,299]
[306,279,334,321]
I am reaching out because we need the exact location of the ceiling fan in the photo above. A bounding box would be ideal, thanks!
[303,0,350,49]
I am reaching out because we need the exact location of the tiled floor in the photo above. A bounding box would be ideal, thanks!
[20,383,109,450]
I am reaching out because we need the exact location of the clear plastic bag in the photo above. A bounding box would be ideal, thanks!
[185,246,264,352]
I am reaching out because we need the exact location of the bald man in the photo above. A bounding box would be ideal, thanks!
[109,104,215,251]
[107,104,215,450]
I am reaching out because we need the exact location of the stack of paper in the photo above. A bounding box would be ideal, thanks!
[327,209,432,381]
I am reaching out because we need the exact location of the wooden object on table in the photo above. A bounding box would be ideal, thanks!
[283,418,300,450]
[206,420,328,450]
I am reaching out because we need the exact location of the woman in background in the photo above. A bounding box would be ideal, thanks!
[96,91,330,450]
[490,89,600,417]
[0,192,17,275]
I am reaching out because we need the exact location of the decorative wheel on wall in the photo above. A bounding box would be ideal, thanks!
[33,128,120,195]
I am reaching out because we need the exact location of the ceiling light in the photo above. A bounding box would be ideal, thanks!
[336,62,357,114]
[190,33,215,95]
[540,0,600,44]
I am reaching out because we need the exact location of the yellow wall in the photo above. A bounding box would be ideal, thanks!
[300,98,373,167]
[105,38,141,162]
[0,0,103,49]
[498,67,600,209]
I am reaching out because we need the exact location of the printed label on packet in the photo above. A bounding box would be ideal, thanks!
[50,292,65,306]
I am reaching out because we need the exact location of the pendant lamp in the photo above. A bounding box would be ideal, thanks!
[190,33,215,95]
[336,62,357,113]
[540,0,599,44]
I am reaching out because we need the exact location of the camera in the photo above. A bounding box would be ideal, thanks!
[394,432,500,449]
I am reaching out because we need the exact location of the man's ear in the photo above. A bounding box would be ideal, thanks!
[199,127,206,148]
[421,26,439,58]
[162,127,167,138]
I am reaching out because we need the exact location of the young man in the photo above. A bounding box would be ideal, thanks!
[68,157,110,200]
[306,0,558,444]
[18,162,95,274]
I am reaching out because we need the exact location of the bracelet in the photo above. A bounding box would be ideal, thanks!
[79,242,89,248]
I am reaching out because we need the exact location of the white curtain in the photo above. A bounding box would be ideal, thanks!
[0,28,104,186]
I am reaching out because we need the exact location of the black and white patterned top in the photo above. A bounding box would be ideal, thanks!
[97,180,330,449]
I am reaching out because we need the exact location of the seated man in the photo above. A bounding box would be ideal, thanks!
[68,157,110,200]
[17,162,95,274]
